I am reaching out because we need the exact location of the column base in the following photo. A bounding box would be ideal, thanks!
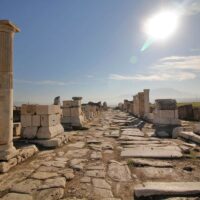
[0,143,18,161]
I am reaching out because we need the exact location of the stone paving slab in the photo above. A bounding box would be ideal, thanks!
[128,158,173,167]
[121,146,183,158]
[134,167,178,179]
[119,136,160,141]
[134,182,200,198]
[179,131,200,144]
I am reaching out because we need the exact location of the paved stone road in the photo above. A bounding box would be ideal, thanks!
[0,109,200,200]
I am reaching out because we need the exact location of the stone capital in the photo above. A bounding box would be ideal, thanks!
[72,97,82,101]
[0,20,20,33]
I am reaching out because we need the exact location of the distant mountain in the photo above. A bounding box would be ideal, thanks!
[150,88,200,102]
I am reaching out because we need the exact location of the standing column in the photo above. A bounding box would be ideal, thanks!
[0,20,20,160]
[144,89,150,115]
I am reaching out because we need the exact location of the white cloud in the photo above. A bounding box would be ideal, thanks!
[154,55,200,71]
[14,79,76,86]
[109,71,196,81]
[109,54,200,81]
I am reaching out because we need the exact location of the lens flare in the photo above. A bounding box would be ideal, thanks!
[145,10,179,41]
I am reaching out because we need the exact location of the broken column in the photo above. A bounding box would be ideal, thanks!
[138,92,145,118]
[153,99,181,137]
[62,97,86,129]
[21,104,65,147]
[102,101,108,111]
[123,100,128,112]
[0,20,20,161]
[133,95,139,117]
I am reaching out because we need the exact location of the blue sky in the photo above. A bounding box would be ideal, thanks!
[1,0,200,105]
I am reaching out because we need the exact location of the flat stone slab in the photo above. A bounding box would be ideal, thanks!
[104,130,120,138]
[92,178,111,190]
[85,170,106,178]
[119,136,159,141]
[129,158,173,167]
[1,193,33,200]
[93,187,113,198]
[38,177,66,190]
[121,129,144,137]
[67,141,85,148]
[86,138,101,144]
[65,149,89,158]
[108,160,132,181]
[134,182,200,198]
[119,140,162,145]
[31,172,58,180]
[10,178,42,194]
[134,167,177,179]
[121,146,182,158]
[36,187,64,200]
[179,131,200,144]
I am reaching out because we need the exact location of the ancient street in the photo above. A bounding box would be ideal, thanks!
[1,109,200,200]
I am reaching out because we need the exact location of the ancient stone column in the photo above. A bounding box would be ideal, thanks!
[0,20,20,160]
[143,89,150,115]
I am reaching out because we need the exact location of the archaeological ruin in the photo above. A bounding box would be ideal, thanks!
[0,19,200,200]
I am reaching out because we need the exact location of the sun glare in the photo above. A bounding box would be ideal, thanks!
[145,10,179,41]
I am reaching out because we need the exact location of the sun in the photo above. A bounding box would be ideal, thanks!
[145,10,179,41]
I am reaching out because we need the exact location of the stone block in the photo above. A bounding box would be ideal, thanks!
[21,104,37,115]
[155,99,177,110]
[36,105,61,115]
[70,107,82,116]
[61,116,71,123]
[71,116,84,127]
[13,122,21,136]
[41,114,60,127]
[63,100,73,108]
[153,117,181,125]
[21,115,32,127]
[36,124,63,139]
[32,115,40,127]
[22,127,38,139]
[62,108,71,117]
[71,100,81,107]
[154,110,178,118]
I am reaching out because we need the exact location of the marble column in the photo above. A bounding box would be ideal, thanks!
[0,20,20,160]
